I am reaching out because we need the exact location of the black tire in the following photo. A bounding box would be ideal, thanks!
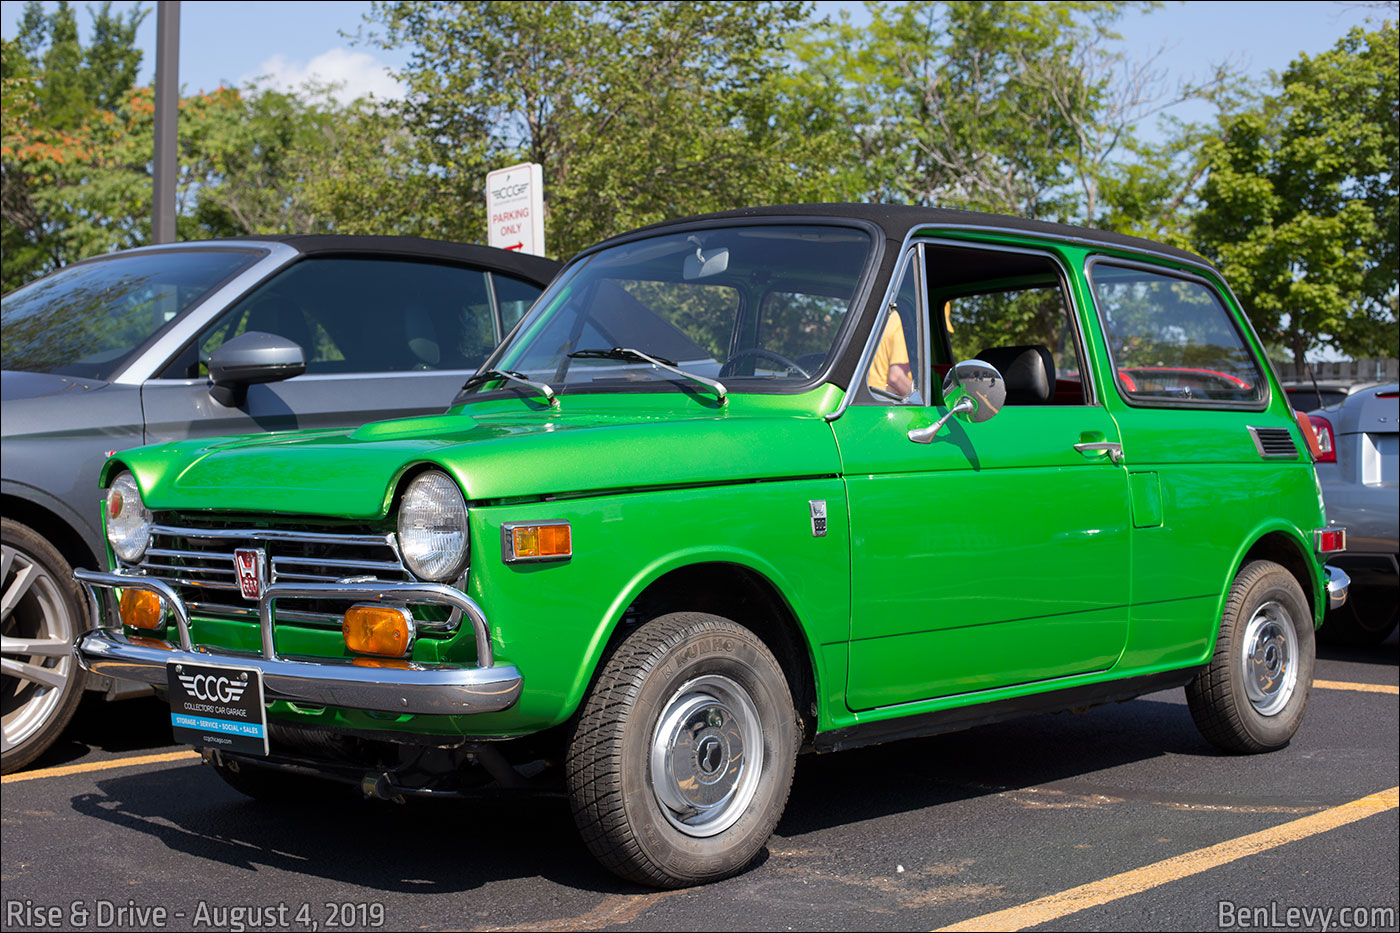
[1187,560,1315,753]
[207,754,348,804]
[1,518,90,774]
[1318,586,1399,647]
[566,612,799,888]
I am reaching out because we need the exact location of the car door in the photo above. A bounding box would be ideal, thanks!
[834,240,1132,711]
[140,256,546,443]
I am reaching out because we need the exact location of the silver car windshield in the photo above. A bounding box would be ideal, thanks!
[463,224,872,399]
[1,248,261,380]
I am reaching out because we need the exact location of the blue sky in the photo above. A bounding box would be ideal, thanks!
[2,1,1392,116]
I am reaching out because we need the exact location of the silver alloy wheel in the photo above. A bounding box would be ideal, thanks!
[1240,600,1298,717]
[1,543,77,756]
[650,673,765,838]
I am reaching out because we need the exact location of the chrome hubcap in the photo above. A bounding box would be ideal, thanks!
[1,543,77,756]
[1241,601,1298,717]
[650,674,763,837]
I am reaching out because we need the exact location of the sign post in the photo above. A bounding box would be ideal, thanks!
[486,162,545,256]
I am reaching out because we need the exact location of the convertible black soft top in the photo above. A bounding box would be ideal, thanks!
[212,234,562,286]
[608,202,1209,268]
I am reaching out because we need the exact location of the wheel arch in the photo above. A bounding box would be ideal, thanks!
[571,551,822,742]
[1213,523,1322,648]
[1,486,103,574]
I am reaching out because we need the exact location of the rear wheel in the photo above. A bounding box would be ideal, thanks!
[566,612,799,888]
[1187,560,1314,753]
[1,518,88,774]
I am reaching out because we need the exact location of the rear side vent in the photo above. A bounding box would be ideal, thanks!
[1248,426,1299,459]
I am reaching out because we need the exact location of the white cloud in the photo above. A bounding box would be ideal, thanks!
[239,48,404,102]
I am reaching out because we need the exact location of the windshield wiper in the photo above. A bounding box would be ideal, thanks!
[567,347,727,404]
[459,369,558,407]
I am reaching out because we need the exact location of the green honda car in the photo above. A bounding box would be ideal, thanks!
[73,205,1348,888]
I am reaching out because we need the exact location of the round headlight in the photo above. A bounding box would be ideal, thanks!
[105,471,152,564]
[397,472,469,582]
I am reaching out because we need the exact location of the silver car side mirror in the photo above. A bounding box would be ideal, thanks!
[908,359,1006,444]
[208,331,307,407]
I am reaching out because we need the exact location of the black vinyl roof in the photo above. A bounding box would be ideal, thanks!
[200,234,562,286]
[605,203,1210,268]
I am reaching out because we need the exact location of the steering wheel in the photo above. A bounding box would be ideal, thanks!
[719,348,810,379]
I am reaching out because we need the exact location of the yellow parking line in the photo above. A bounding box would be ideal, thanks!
[2,749,200,784]
[1314,679,1399,695]
[934,785,1399,932]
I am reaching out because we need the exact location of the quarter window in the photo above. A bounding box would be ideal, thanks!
[1089,263,1264,406]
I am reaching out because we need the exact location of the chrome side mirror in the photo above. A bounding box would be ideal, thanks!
[908,359,1006,444]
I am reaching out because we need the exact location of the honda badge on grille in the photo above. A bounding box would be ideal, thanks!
[233,548,265,600]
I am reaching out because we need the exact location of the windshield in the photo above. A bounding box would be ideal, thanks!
[463,224,873,399]
[1,248,262,380]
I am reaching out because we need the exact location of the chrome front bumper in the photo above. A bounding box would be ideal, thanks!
[1325,566,1351,611]
[71,569,522,716]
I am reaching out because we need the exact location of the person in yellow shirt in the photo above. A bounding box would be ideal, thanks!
[867,310,912,398]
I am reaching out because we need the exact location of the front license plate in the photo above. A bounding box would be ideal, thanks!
[167,660,269,756]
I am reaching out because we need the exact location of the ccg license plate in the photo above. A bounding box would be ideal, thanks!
[167,660,269,756]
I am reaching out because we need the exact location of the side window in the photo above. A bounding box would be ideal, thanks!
[857,251,923,405]
[161,258,496,378]
[1088,263,1264,407]
[928,244,1090,406]
[492,272,545,334]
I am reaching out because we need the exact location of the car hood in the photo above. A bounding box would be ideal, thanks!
[115,401,843,518]
[1,369,109,401]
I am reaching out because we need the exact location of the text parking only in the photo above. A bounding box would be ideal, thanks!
[486,162,545,256]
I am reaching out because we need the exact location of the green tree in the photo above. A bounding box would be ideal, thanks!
[363,0,836,257]
[1194,23,1399,364]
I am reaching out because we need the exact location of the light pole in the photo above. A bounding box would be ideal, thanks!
[152,1,179,244]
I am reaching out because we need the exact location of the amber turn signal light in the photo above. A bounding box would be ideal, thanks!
[342,605,414,657]
[503,521,572,562]
[119,589,164,630]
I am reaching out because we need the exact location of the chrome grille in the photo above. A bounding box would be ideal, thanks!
[128,518,415,628]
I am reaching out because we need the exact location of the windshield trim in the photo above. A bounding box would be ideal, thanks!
[3,245,277,384]
[465,217,886,404]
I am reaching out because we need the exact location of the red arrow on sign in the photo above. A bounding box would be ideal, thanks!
[505,242,523,251]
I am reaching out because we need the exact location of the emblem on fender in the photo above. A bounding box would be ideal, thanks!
[233,548,265,600]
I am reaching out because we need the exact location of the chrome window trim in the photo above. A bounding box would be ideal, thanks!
[141,367,482,386]
[109,242,302,385]
[826,228,922,422]
[1083,255,1272,412]
[828,232,1100,420]
[919,236,1099,408]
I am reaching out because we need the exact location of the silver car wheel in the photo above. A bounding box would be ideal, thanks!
[1,543,78,757]
[1240,600,1298,718]
[650,673,765,838]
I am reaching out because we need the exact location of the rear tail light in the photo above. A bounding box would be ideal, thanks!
[1294,410,1323,460]
[1307,414,1335,463]
[1315,528,1347,554]
[1377,391,1397,399]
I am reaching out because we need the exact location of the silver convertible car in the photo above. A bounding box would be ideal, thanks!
[1,236,560,772]
[1308,384,1399,645]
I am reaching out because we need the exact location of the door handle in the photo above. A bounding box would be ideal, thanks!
[1074,441,1124,464]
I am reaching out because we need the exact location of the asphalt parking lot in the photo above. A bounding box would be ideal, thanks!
[3,631,1396,933]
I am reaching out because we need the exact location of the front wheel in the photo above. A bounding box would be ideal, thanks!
[2,518,89,774]
[566,612,798,888]
[1186,560,1314,753]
